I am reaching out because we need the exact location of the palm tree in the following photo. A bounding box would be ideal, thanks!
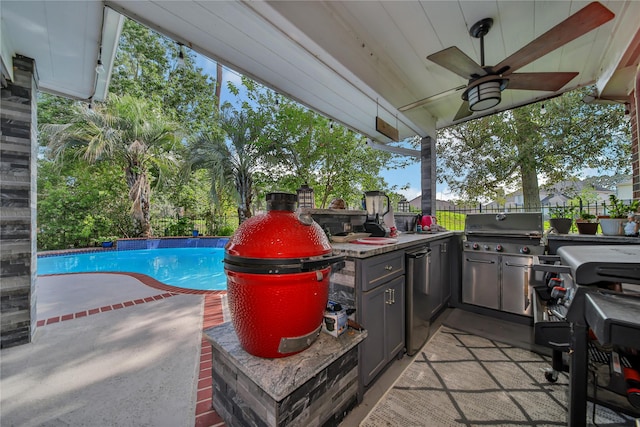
[185,107,268,224]
[42,94,180,237]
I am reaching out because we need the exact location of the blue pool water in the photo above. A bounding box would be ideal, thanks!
[38,248,227,291]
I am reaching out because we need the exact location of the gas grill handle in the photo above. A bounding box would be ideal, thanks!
[505,262,529,267]
[465,257,496,264]
[523,269,530,311]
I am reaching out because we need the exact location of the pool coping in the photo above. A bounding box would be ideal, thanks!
[38,237,230,257]
[116,237,229,251]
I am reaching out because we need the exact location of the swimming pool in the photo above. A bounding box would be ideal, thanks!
[38,247,227,291]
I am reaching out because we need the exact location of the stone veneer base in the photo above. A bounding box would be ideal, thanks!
[205,322,366,427]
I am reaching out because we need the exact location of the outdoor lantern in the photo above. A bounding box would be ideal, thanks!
[398,198,410,213]
[296,183,315,209]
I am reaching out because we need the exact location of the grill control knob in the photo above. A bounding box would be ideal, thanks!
[472,243,479,250]
[495,245,503,252]
[520,246,530,254]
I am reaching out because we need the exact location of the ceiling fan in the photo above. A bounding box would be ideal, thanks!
[417,1,615,121]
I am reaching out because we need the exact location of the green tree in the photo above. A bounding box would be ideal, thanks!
[37,160,133,250]
[235,85,405,209]
[41,94,180,237]
[110,19,220,135]
[37,93,76,126]
[37,19,224,241]
[184,83,272,224]
[437,87,630,207]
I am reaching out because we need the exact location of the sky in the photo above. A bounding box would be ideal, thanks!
[194,55,453,202]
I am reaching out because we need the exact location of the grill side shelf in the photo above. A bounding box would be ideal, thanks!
[532,264,572,274]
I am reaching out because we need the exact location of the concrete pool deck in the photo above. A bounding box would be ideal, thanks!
[0,273,227,427]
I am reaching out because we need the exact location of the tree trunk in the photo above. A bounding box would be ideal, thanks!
[519,148,541,211]
[521,170,540,211]
[512,110,541,211]
[236,171,253,225]
[139,176,152,237]
[215,63,223,111]
[125,163,152,237]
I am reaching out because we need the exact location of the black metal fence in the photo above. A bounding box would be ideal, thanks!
[150,215,239,237]
[435,200,634,232]
[149,199,635,235]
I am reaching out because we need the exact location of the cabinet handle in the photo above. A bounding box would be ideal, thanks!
[385,265,393,271]
[385,289,391,304]
[391,288,396,304]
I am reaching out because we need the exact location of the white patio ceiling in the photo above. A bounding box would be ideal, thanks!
[2,1,639,143]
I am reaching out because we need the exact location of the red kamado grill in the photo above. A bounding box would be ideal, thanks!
[224,192,344,358]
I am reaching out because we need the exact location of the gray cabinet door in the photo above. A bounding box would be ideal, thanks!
[359,273,406,387]
[385,275,405,358]
[360,285,387,386]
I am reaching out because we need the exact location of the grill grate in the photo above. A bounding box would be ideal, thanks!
[588,342,610,365]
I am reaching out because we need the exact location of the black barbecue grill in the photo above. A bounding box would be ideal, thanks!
[532,245,640,426]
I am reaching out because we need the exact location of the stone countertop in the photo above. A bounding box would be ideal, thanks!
[331,231,461,259]
[203,322,367,402]
[547,234,640,244]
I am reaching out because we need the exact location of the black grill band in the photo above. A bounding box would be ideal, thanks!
[224,253,344,274]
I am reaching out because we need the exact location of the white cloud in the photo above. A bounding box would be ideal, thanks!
[400,187,421,201]
[223,69,243,86]
[437,185,456,201]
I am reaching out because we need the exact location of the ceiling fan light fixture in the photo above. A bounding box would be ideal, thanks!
[466,80,502,111]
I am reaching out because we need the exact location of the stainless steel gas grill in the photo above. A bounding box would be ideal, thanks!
[532,245,640,426]
[462,212,545,317]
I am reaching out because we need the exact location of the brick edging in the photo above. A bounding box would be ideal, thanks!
[36,292,177,327]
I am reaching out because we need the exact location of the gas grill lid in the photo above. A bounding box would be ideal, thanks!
[557,245,640,285]
[464,212,543,237]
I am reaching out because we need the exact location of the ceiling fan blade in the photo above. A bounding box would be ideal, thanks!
[427,47,486,79]
[507,72,579,91]
[494,2,614,75]
[453,101,472,121]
